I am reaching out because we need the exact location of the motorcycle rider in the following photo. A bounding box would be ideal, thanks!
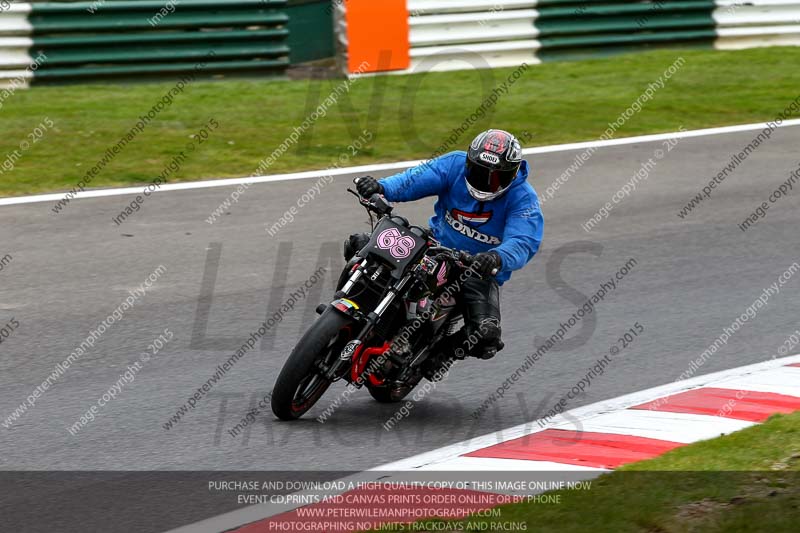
[353,129,543,376]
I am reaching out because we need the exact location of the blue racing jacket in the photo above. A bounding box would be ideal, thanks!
[379,151,543,285]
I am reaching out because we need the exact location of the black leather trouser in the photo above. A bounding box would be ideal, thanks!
[452,275,503,357]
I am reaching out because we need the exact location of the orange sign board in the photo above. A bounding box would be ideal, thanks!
[345,0,410,73]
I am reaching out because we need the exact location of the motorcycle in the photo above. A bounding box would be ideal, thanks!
[271,180,495,421]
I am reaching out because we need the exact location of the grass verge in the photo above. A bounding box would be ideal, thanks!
[377,411,800,532]
[1,47,800,197]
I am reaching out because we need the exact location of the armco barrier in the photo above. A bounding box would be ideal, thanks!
[0,3,33,87]
[0,0,334,85]
[714,0,800,50]
[336,0,800,74]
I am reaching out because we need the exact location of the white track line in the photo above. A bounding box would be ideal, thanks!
[711,366,800,397]
[4,119,800,208]
[413,456,609,473]
[165,353,800,533]
[549,409,755,443]
[379,353,800,470]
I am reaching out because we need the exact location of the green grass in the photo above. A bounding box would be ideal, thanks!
[1,47,800,197]
[377,411,800,533]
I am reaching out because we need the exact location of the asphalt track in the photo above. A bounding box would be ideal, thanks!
[1,124,799,531]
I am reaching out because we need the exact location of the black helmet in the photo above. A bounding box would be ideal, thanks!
[465,129,522,201]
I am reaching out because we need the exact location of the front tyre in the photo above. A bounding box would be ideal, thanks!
[271,308,352,420]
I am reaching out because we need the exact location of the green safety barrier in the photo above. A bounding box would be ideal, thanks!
[534,0,717,60]
[16,0,333,83]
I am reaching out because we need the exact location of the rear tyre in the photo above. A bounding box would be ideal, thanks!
[271,308,352,421]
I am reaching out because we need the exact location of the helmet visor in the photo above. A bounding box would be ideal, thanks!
[466,161,516,194]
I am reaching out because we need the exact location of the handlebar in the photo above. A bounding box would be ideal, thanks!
[349,180,393,217]
[350,178,497,277]
[428,246,470,265]
[428,247,499,277]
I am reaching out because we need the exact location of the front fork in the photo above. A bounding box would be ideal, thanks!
[322,259,413,383]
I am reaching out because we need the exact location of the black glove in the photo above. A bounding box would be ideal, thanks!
[356,176,383,198]
[471,251,502,277]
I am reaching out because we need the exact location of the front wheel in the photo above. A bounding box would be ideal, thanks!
[271,308,352,420]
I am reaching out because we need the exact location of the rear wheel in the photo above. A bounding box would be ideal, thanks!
[271,308,352,420]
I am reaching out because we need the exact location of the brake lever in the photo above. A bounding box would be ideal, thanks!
[347,187,372,209]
